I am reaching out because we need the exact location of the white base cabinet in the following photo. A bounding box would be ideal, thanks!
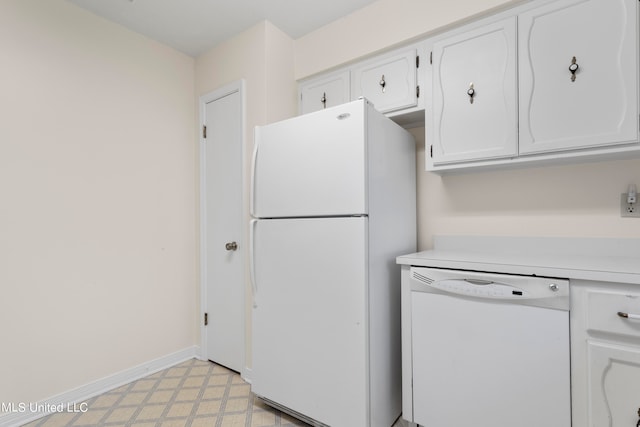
[571,281,640,427]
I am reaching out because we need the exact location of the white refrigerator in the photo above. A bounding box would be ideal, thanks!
[250,99,416,427]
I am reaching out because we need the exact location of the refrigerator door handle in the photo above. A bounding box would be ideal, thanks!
[250,136,259,218]
[249,219,258,307]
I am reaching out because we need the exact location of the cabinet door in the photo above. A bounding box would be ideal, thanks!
[519,0,639,155]
[588,342,640,427]
[431,17,517,165]
[351,48,418,114]
[299,70,350,115]
[571,283,640,427]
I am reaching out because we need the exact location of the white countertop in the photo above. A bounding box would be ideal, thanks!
[397,236,640,284]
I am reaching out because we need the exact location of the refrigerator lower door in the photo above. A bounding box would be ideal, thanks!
[251,217,368,427]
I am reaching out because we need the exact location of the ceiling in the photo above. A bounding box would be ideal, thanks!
[68,0,379,57]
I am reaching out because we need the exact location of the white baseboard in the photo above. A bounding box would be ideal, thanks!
[242,366,252,384]
[0,346,200,427]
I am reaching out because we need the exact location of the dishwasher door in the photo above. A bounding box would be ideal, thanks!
[409,268,571,427]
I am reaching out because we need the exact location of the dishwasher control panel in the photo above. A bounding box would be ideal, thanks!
[433,279,530,298]
[410,267,569,309]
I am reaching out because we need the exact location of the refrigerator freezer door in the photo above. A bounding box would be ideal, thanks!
[252,100,367,218]
[251,217,368,427]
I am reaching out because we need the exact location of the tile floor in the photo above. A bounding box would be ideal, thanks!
[21,359,309,427]
[21,358,409,427]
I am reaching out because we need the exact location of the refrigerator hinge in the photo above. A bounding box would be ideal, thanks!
[204,312,208,326]
[202,125,207,139]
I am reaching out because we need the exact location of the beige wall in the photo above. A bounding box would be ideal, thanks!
[409,129,640,250]
[265,23,298,123]
[0,0,196,404]
[294,0,640,250]
[195,20,295,152]
[294,0,524,79]
[195,21,295,369]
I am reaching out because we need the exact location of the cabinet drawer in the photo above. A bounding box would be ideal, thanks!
[586,289,640,338]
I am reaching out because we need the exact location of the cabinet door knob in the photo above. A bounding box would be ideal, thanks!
[379,75,386,93]
[467,82,475,104]
[320,92,327,109]
[569,56,579,82]
[225,241,238,251]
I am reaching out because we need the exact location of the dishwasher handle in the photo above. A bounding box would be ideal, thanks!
[464,279,494,286]
[429,279,527,299]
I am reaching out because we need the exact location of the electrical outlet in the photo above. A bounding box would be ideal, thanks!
[621,194,640,218]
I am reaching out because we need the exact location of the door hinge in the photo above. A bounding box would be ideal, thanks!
[430,51,433,65]
[202,125,207,139]
[416,85,420,98]
[204,312,208,326]
[430,145,433,158]
[416,55,420,68]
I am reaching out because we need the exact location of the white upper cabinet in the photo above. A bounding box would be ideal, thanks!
[298,44,424,119]
[299,70,350,115]
[518,0,639,155]
[426,0,639,172]
[351,47,420,114]
[430,17,518,165]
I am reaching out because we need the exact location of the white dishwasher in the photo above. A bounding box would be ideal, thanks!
[403,267,571,427]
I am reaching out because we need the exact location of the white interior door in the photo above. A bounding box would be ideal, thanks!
[202,83,244,372]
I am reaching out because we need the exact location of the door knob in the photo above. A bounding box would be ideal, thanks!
[467,82,475,104]
[569,56,579,82]
[225,241,238,251]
